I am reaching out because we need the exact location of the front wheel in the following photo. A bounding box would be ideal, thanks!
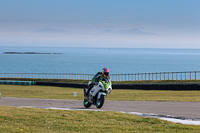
[96,95,105,108]
[83,98,92,108]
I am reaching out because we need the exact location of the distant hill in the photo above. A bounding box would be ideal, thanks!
[102,28,156,35]
[102,29,113,33]
[119,29,156,35]
[34,28,65,33]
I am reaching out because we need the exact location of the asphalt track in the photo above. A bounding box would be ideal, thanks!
[1,97,200,121]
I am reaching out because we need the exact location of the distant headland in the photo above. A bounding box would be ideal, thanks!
[3,52,63,54]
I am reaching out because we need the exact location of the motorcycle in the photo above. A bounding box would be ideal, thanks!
[83,79,112,108]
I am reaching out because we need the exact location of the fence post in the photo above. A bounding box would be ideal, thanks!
[145,73,146,80]
[185,72,187,80]
[152,73,154,80]
[149,73,150,80]
[195,71,196,80]
[190,72,192,80]
[164,72,165,80]
[130,74,132,81]
[156,73,157,80]
[168,72,169,80]
[181,72,182,80]
[141,73,143,81]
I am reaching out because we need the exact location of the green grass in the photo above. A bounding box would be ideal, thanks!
[0,106,200,133]
[0,85,84,100]
[1,85,200,101]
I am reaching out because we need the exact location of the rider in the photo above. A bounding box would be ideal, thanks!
[86,67,110,96]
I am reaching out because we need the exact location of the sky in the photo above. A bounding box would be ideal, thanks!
[0,0,200,48]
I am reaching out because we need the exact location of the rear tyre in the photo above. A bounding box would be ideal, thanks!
[96,95,105,108]
[83,98,92,108]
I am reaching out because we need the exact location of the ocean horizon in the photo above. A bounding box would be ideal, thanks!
[1,46,200,74]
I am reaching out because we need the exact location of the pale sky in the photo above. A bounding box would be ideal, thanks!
[0,0,200,48]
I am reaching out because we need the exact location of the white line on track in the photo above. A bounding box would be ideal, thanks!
[18,106,200,125]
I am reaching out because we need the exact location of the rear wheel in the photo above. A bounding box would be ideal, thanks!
[83,98,92,108]
[96,95,105,108]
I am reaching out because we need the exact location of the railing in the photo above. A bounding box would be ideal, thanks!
[0,71,200,81]
[111,71,200,81]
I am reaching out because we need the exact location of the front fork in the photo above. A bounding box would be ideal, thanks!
[83,88,87,97]
[97,91,107,100]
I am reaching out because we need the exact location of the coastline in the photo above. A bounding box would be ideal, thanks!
[3,52,62,54]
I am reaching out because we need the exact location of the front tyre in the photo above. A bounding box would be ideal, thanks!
[83,98,91,108]
[96,95,105,108]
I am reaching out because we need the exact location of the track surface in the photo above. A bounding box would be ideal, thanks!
[0,97,200,119]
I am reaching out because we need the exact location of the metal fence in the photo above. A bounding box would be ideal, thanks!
[111,71,200,81]
[0,71,200,81]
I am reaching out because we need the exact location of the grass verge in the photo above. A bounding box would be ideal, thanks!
[1,85,200,101]
[0,106,200,133]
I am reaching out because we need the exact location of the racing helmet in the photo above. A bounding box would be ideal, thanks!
[102,67,109,77]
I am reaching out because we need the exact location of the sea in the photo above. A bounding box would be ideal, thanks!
[1,46,200,74]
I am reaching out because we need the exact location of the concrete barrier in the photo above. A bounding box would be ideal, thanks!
[112,83,200,90]
[35,81,200,90]
[1,80,200,90]
[35,81,86,88]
